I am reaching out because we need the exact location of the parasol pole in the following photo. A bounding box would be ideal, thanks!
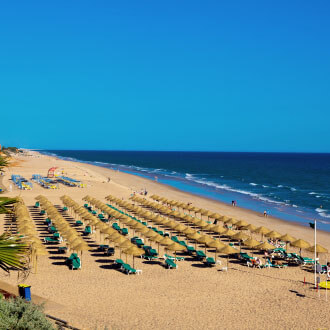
[314,219,317,289]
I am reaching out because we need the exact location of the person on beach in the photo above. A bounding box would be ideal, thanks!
[264,210,268,217]
[213,219,218,225]
[232,200,235,206]
[108,177,111,183]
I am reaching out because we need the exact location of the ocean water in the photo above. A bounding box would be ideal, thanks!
[41,150,330,231]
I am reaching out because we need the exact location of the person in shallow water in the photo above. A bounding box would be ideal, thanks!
[264,210,268,217]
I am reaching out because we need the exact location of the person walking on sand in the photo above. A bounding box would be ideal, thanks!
[264,210,268,217]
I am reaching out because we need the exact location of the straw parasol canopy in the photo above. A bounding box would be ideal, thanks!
[243,238,260,248]
[219,245,238,269]
[123,246,144,267]
[211,225,226,234]
[265,231,282,239]
[166,242,186,257]
[279,234,296,243]
[245,224,257,232]
[197,235,213,253]
[159,237,174,246]
[307,244,328,254]
[235,220,249,228]
[219,245,238,255]
[254,226,270,235]
[256,242,276,251]
[232,232,249,241]
[144,229,159,238]
[223,229,236,237]
[291,239,311,249]
[183,227,196,235]
[207,240,226,260]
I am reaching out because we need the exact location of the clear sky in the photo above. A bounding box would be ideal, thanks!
[0,1,329,152]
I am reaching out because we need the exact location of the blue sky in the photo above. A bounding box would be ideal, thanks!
[0,1,329,152]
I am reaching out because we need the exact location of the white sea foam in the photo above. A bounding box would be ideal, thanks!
[262,185,269,188]
[290,188,297,191]
[277,185,283,188]
[292,204,298,208]
[316,196,321,198]
[249,183,258,186]
[309,192,317,195]
[315,208,330,218]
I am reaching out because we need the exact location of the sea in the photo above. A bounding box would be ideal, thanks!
[40,150,330,232]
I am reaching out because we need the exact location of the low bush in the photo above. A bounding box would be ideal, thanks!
[0,297,55,330]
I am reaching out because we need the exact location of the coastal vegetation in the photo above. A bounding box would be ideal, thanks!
[0,297,55,330]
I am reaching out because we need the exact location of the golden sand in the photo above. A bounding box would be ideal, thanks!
[0,151,329,329]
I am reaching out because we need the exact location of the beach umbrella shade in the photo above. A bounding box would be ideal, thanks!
[253,226,270,240]
[173,223,187,233]
[265,231,282,239]
[291,239,311,255]
[166,242,186,259]
[278,233,296,251]
[113,236,127,245]
[159,237,174,247]
[232,232,249,251]
[144,229,159,239]
[118,240,133,258]
[236,220,249,228]
[232,232,249,241]
[183,227,196,236]
[207,240,226,260]
[211,225,226,236]
[195,220,208,228]
[245,224,257,232]
[243,238,260,249]
[187,232,202,249]
[226,218,238,225]
[307,244,328,258]
[123,246,144,268]
[197,235,212,253]
[136,226,149,235]
[219,245,238,269]
[223,229,236,237]
[32,246,48,273]
[279,234,296,243]
[256,242,276,251]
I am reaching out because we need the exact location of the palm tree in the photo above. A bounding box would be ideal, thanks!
[0,197,18,214]
[0,198,30,273]
[0,232,30,273]
[0,155,9,172]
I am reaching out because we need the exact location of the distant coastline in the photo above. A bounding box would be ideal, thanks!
[39,149,330,232]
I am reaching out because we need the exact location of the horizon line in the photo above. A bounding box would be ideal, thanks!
[27,148,330,155]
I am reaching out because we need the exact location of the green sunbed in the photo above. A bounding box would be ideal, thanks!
[205,257,216,267]
[165,258,177,269]
[196,250,206,260]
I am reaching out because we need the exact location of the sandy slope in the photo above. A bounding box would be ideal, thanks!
[0,151,329,329]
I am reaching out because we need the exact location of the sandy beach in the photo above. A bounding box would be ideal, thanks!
[0,151,329,329]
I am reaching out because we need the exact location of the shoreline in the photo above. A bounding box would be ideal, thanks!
[55,154,330,237]
[0,150,329,329]
[39,150,330,231]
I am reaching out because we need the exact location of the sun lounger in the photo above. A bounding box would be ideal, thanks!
[164,254,185,261]
[121,228,129,235]
[105,247,115,256]
[75,220,83,226]
[66,253,81,270]
[34,202,40,208]
[44,237,61,244]
[98,244,109,252]
[58,247,67,254]
[196,250,206,260]
[40,210,46,215]
[165,258,178,269]
[115,259,124,268]
[187,245,196,254]
[83,225,92,236]
[205,257,216,267]
[122,263,137,275]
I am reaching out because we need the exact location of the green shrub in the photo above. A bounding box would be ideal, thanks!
[0,297,55,330]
